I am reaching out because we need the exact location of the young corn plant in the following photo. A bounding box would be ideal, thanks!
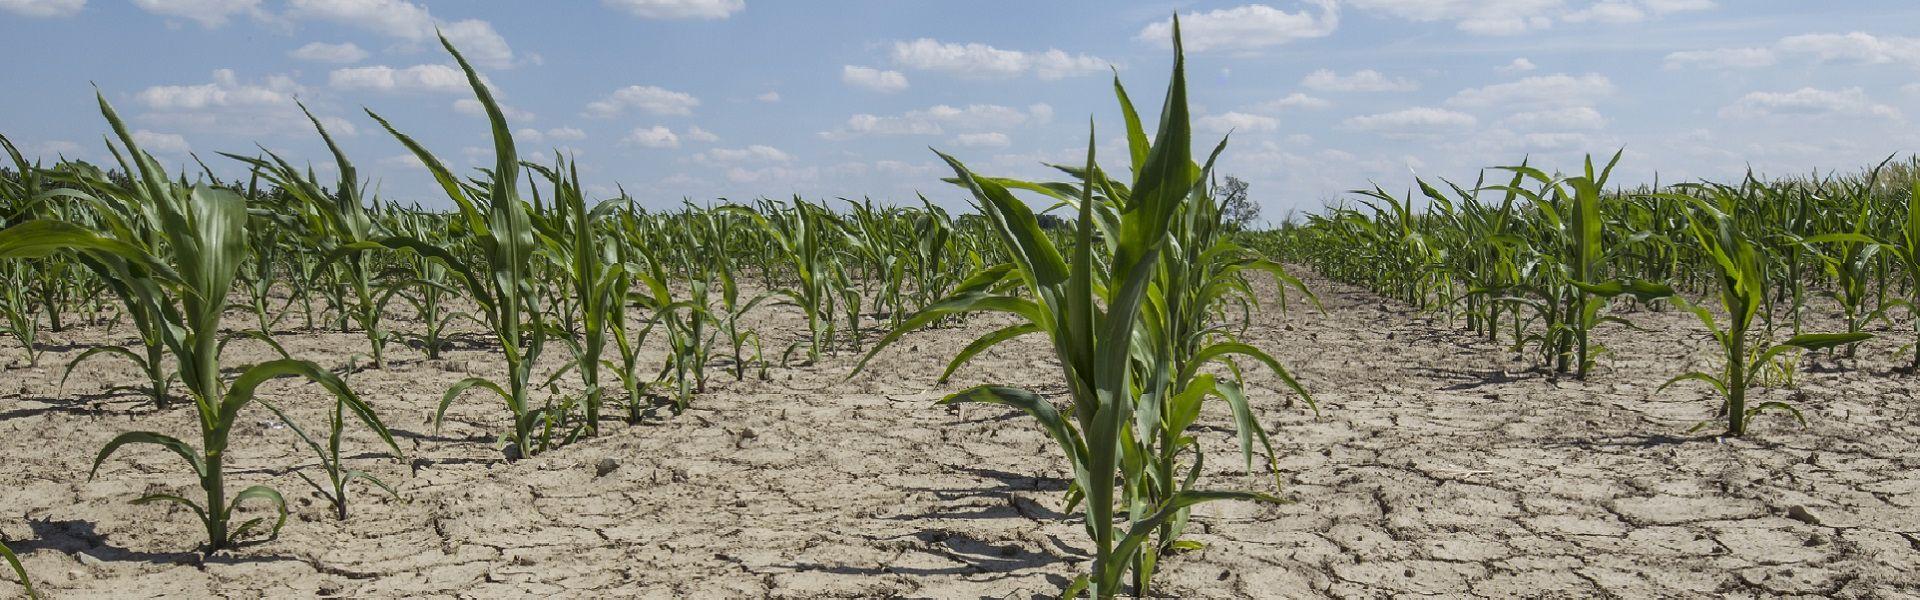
[258,359,404,520]
[858,20,1285,597]
[364,34,551,458]
[0,540,32,599]
[1496,153,1675,378]
[230,104,397,368]
[0,95,399,550]
[1653,184,1871,437]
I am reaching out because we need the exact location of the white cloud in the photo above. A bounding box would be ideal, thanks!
[381,153,427,169]
[602,0,743,19]
[1345,0,1558,35]
[623,126,680,148]
[756,91,781,103]
[819,103,1052,140]
[1719,87,1902,121]
[1344,0,1710,35]
[0,0,83,18]
[139,69,296,110]
[290,42,369,64]
[1302,69,1418,92]
[1565,1,1647,24]
[1663,47,1775,69]
[1447,73,1613,109]
[724,165,818,184]
[1501,106,1607,130]
[453,98,534,121]
[1498,57,1537,72]
[1904,83,1920,97]
[842,66,909,93]
[286,0,515,68]
[1256,92,1333,111]
[684,126,719,142]
[132,129,191,154]
[1776,32,1920,67]
[890,39,1109,80]
[585,85,700,117]
[697,145,793,163]
[1198,111,1281,133]
[950,132,1011,148]
[515,127,586,143]
[135,69,359,138]
[329,64,469,93]
[131,0,260,27]
[1137,2,1339,53]
[1341,107,1477,134]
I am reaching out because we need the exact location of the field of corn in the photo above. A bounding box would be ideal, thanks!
[0,20,1917,600]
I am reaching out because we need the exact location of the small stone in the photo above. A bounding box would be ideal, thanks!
[77,552,106,567]
[1786,505,1821,525]
[594,458,620,478]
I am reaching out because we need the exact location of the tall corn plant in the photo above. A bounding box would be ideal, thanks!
[0,95,398,550]
[858,20,1282,597]
[1652,184,1870,436]
[362,34,549,458]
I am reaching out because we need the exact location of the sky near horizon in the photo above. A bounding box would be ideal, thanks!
[1,0,1917,220]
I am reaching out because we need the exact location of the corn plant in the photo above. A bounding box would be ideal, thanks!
[363,34,551,458]
[0,540,32,599]
[0,94,402,550]
[230,104,396,368]
[1653,184,1871,436]
[257,358,404,520]
[859,20,1285,597]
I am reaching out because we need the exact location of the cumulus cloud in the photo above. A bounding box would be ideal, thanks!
[132,129,191,154]
[1498,57,1538,72]
[1719,87,1902,121]
[1256,92,1333,111]
[131,0,262,27]
[585,85,701,117]
[696,145,793,164]
[602,0,743,20]
[329,64,469,93]
[1198,111,1281,133]
[286,0,515,68]
[1500,106,1607,130]
[890,39,1109,80]
[1345,0,1711,35]
[290,42,369,64]
[1447,73,1613,109]
[516,127,587,143]
[623,126,680,148]
[841,66,909,93]
[950,132,1011,148]
[453,98,534,121]
[1663,47,1775,69]
[684,126,719,142]
[1136,2,1339,53]
[1302,69,1418,92]
[1341,107,1478,134]
[137,69,359,137]
[756,91,781,103]
[819,103,1052,140]
[0,0,84,18]
[1665,32,1918,71]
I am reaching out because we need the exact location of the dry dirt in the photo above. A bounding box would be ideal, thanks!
[1,269,1917,599]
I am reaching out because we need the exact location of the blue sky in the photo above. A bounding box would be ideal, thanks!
[2,0,1917,220]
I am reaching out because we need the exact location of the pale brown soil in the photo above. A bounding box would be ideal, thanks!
[1,270,1917,599]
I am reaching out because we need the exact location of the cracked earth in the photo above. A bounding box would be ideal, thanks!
[1,269,1916,598]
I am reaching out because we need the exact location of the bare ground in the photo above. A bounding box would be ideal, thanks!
[1,269,1917,599]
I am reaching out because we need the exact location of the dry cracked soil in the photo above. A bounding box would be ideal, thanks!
[1,269,1917,598]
